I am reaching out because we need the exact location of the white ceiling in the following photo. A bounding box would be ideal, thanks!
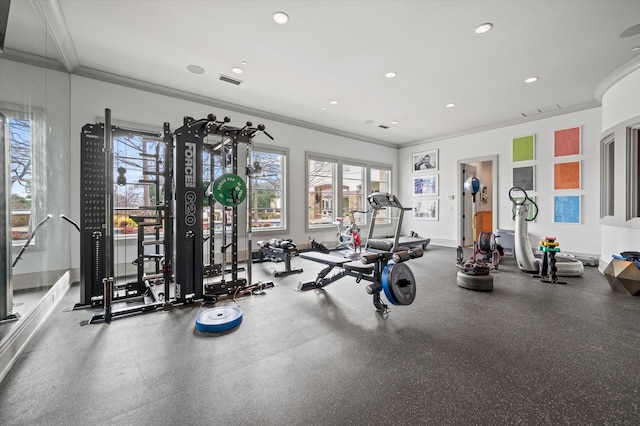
[4,0,640,146]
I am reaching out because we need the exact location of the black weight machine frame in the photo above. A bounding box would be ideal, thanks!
[173,114,274,304]
[77,114,172,313]
[298,192,423,313]
[87,116,175,323]
[78,110,275,322]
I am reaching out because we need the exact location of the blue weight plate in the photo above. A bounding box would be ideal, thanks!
[382,262,417,306]
[195,306,243,333]
[381,263,399,305]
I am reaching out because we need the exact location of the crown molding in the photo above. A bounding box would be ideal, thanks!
[594,55,640,101]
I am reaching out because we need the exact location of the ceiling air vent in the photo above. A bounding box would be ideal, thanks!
[218,74,243,86]
[520,104,561,117]
[378,125,389,129]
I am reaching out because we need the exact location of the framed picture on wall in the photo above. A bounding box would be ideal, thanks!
[413,149,438,172]
[413,197,438,221]
[512,134,535,162]
[554,126,581,157]
[512,166,535,191]
[554,161,580,190]
[554,195,581,224]
[413,175,439,196]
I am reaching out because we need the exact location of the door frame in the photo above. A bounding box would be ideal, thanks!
[457,155,498,247]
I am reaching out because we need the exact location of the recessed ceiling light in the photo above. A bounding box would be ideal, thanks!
[385,71,397,78]
[475,23,493,34]
[273,12,289,24]
[232,67,244,74]
[186,64,205,74]
[633,46,640,51]
[391,121,399,125]
[329,100,338,105]
[241,61,248,65]
[525,76,539,84]
[446,103,456,108]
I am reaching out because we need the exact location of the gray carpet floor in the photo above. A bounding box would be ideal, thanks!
[1,245,639,425]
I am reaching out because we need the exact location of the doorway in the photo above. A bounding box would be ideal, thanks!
[458,155,498,248]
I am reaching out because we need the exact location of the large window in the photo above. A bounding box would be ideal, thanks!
[307,152,391,229]
[342,163,365,224]
[600,133,615,218]
[9,117,32,243]
[627,124,640,220]
[308,156,336,226]
[370,166,391,223]
[249,145,286,231]
[2,105,43,245]
[113,132,165,237]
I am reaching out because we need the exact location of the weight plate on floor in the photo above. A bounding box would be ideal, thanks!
[195,306,243,333]
[381,262,417,306]
[212,174,247,206]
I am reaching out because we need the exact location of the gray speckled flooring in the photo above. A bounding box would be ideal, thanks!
[1,245,639,425]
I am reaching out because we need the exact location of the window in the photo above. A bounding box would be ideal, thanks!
[307,152,392,229]
[600,133,615,217]
[342,163,365,224]
[370,166,391,223]
[308,156,336,226]
[249,145,287,231]
[1,104,43,245]
[627,124,640,220]
[203,138,224,234]
[9,117,32,243]
[113,132,165,237]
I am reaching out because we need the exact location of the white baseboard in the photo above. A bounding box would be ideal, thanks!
[0,270,71,383]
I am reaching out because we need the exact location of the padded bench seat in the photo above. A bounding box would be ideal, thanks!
[343,261,374,274]
[300,251,350,267]
[300,251,374,274]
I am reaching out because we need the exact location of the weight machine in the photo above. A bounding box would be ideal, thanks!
[77,109,273,323]
[174,114,274,304]
[298,192,423,314]
[77,114,172,316]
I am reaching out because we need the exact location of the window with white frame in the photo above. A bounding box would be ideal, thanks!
[307,156,336,226]
[370,166,391,223]
[1,104,43,245]
[627,124,640,220]
[112,132,165,237]
[249,145,286,231]
[306,152,392,229]
[600,133,614,218]
[342,162,365,224]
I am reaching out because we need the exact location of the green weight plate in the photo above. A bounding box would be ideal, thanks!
[212,174,247,206]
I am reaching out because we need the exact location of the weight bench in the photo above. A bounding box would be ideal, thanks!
[253,239,303,277]
[297,192,424,313]
[297,247,423,313]
[297,251,374,291]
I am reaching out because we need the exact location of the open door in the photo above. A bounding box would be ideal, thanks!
[458,156,498,248]
[461,164,477,248]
